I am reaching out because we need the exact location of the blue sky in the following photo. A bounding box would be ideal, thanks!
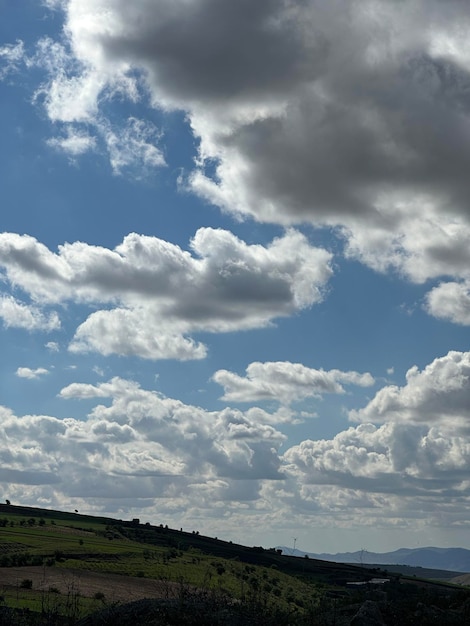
[0,0,469,554]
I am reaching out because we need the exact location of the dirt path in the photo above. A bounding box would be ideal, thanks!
[0,566,182,602]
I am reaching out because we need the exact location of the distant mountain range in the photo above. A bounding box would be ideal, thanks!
[277,546,470,573]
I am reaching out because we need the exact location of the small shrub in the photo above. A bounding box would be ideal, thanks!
[93,592,105,600]
[48,586,61,594]
[20,579,33,589]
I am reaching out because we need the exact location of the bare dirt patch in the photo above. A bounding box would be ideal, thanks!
[0,566,182,602]
[451,573,470,586]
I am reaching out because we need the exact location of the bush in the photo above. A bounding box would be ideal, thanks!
[20,579,33,589]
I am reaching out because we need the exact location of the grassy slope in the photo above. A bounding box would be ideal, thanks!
[0,503,469,623]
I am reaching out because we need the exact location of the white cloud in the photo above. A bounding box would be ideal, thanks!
[350,351,470,430]
[47,127,96,156]
[33,36,104,124]
[213,361,374,405]
[45,341,60,352]
[283,419,470,498]
[104,117,165,176]
[32,36,163,174]
[0,40,25,79]
[0,376,286,488]
[16,367,49,380]
[0,229,332,360]
[425,281,470,325]
[69,308,207,361]
[276,350,470,503]
[42,0,67,10]
[0,295,60,332]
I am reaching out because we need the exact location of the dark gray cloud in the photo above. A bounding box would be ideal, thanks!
[102,0,321,104]
[29,0,470,287]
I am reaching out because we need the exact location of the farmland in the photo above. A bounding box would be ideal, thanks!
[0,503,469,624]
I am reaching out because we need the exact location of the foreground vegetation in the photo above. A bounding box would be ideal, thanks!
[0,504,469,624]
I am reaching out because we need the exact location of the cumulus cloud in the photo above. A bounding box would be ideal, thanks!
[69,309,207,360]
[25,0,470,286]
[2,357,470,532]
[283,420,470,499]
[0,229,332,359]
[0,294,60,331]
[213,361,374,405]
[425,281,470,325]
[0,376,287,500]
[276,350,470,501]
[350,351,470,430]
[16,367,49,380]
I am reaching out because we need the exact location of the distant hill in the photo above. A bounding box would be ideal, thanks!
[278,546,470,573]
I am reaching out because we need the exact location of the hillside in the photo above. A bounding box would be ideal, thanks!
[0,503,469,624]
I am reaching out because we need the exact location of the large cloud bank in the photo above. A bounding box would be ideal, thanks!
[13,1,464,298]
[2,351,470,537]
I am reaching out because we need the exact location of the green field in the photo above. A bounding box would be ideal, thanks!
[0,503,469,625]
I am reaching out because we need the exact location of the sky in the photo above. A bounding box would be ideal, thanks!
[0,0,469,555]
